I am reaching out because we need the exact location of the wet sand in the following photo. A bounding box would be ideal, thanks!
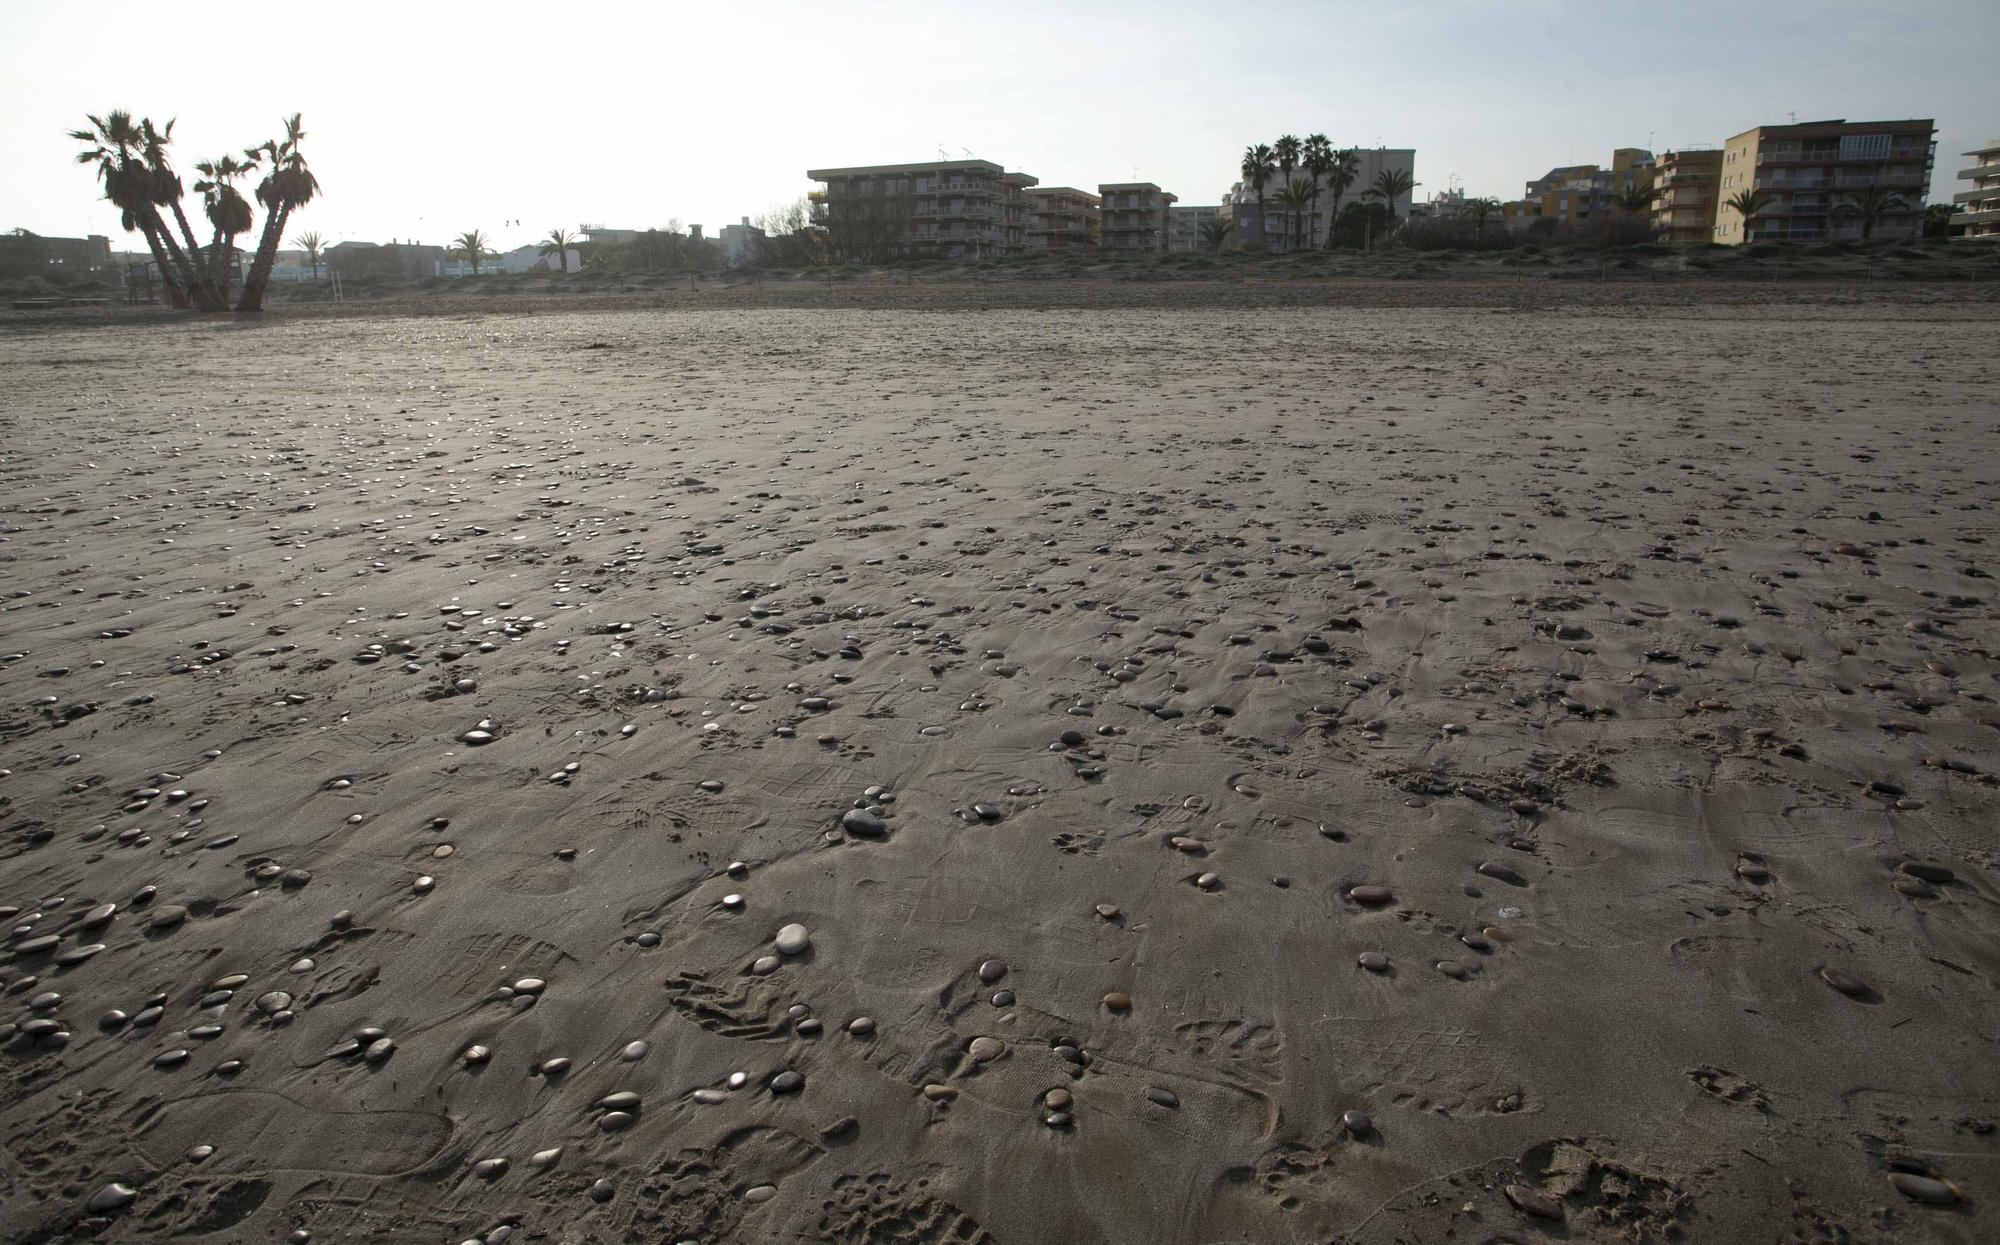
[2,285,1998,1243]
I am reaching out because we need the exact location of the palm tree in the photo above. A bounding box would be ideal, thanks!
[296,231,325,279]
[237,114,319,311]
[1370,167,1415,223]
[1615,185,1660,214]
[1833,184,1909,241]
[1322,149,1360,250]
[450,229,493,274]
[1924,202,1962,239]
[1198,216,1232,253]
[1240,144,1276,253]
[192,153,256,293]
[1302,134,1333,248]
[1276,182,1315,254]
[138,118,218,306]
[1272,135,1301,251]
[1724,188,1775,243]
[540,227,577,272]
[71,111,189,307]
[1461,197,1501,234]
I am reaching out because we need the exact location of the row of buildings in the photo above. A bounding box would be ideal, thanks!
[1493,118,1978,245]
[805,147,1425,260]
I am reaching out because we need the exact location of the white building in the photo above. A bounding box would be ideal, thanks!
[719,217,766,267]
[1227,147,1416,250]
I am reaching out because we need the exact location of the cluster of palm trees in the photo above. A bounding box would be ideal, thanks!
[1236,134,1414,252]
[439,228,580,275]
[71,110,317,311]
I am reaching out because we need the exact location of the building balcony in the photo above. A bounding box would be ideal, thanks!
[1953,189,2000,205]
[1955,164,2000,180]
[1954,207,2000,226]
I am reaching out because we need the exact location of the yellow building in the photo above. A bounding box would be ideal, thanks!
[1713,118,1935,244]
[1651,149,1723,243]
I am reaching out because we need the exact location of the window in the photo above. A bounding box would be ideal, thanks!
[1839,134,1890,161]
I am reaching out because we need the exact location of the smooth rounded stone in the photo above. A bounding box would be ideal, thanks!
[1094,903,1121,920]
[99,1009,129,1030]
[539,1057,571,1076]
[1820,967,1870,997]
[512,977,546,995]
[87,1183,138,1213]
[1103,992,1132,1012]
[82,902,117,927]
[966,1036,1005,1064]
[1504,1184,1564,1221]
[770,1070,805,1094]
[256,991,293,1014]
[970,803,1004,822]
[187,1144,215,1162]
[154,1049,190,1068]
[839,808,885,837]
[463,1045,491,1065]
[56,941,106,967]
[692,1088,728,1104]
[460,730,496,746]
[29,991,61,1010]
[620,1040,649,1061]
[1900,861,1955,884]
[363,1037,395,1063]
[1888,1172,1960,1204]
[1342,1109,1374,1136]
[721,893,744,910]
[775,924,811,956]
[977,958,1008,984]
[598,1111,636,1132]
[1357,952,1391,973]
[589,1177,616,1203]
[472,1158,509,1179]
[1476,861,1526,887]
[847,1016,876,1036]
[750,955,781,975]
[12,934,59,955]
[743,1184,778,1204]
[1735,861,1771,883]
[1195,872,1221,890]
[1436,960,1470,979]
[527,1147,563,1168]
[1144,1087,1180,1109]
[727,1071,749,1089]
[1349,885,1394,906]
[1044,1110,1074,1128]
[1045,1088,1073,1110]
[1893,876,1939,899]
[599,1091,642,1111]
[147,905,189,929]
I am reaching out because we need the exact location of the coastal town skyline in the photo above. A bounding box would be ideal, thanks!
[3,0,1993,251]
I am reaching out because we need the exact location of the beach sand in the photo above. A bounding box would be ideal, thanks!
[2,282,1998,1242]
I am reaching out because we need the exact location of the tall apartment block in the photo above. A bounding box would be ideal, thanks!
[1168,205,1226,253]
[1954,139,2000,240]
[805,159,1038,260]
[1098,182,1177,250]
[1651,148,1723,243]
[1024,187,1101,250]
[1713,119,1935,244]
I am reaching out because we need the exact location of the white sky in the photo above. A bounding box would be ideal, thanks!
[4,0,1993,252]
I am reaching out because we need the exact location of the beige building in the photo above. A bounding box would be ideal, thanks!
[806,159,1038,260]
[1954,138,2000,240]
[1651,148,1723,243]
[1024,187,1101,250]
[1713,118,1935,244]
[1098,182,1177,250]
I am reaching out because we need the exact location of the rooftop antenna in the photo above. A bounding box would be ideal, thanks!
[939,144,949,160]
[1788,111,1797,124]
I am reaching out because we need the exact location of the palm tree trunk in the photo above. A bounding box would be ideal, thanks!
[237,204,292,312]
[167,201,222,309]
[136,217,188,308]
[144,205,203,307]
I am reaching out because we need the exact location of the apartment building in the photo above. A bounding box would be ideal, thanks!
[1226,147,1415,250]
[1651,148,1723,243]
[1713,118,1935,244]
[1168,204,1226,252]
[1098,182,1177,250]
[805,159,1039,260]
[1024,187,1101,250]
[1954,138,2000,240]
[1509,148,1656,228]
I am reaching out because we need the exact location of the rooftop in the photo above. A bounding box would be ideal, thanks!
[807,159,1006,179]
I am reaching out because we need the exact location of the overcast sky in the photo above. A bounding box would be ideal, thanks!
[5,0,1993,251]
